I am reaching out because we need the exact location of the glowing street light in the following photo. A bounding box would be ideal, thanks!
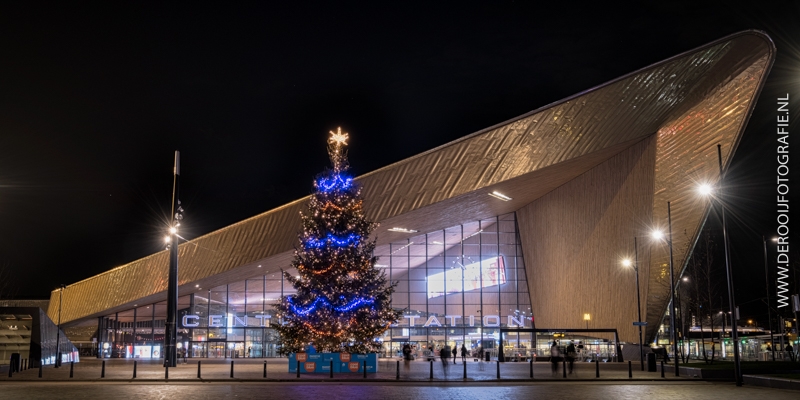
[698,183,713,196]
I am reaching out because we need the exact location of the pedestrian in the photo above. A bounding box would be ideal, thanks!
[247,346,251,358]
[440,344,451,374]
[402,343,412,376]
[786,343,795,362]
[461,344,467,364]
[566,341,576,374]
[550,341,560,376]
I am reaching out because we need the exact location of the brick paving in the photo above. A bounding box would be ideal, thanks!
[0,381,798,399]
[2,358,799,399]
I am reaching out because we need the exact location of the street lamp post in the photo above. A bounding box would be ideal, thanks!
[164,151,182,368]
[652,201,678,376]
[763,236,776,361]
[623,237,644,371]
[720,310,726,356]
[716,144,742,386]
[55,284,65,368]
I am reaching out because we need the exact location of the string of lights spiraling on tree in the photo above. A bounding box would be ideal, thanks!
[315,174,353,192]
[304,232,361,248]
[287,295,376,316]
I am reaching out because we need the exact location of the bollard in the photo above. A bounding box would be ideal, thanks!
[497,360,501,379]
[70,361,74,378]
[165,365,169,380]
[563,357,567,378]
[264,361,267,378]
[463,359,467,380]
[230,360,234,378]
[429,360,433,380]
[296,360,300,378]
[661,361,664,378]
[39,363,42,378]
[198,361,202,379]
[595,357,599,378]
[332,360,335,379]
[133,361,137,379]
[530,358,533,378]
[101,360,105,378]
[7,362,11,377]
[363,360,367,379]
[396,360,399,380]
[628,360,632,378]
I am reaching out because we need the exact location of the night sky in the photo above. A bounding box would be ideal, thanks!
[1,2,798,322]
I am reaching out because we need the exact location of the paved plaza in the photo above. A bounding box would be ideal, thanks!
[0,381,798,400]
[2,358,799,399]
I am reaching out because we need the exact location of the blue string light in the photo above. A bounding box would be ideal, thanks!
[316,174,352,192]
[305,233,361,248]
[288,295,375,316]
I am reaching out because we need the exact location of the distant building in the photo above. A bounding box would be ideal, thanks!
[0,307,78,367]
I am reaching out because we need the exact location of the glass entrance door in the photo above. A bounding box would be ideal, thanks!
[191,342,207,358]
[229,342,245,358]
[208,342,226,358]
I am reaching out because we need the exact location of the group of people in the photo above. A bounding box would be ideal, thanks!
[550,340,578,375]
[401,343,472,375]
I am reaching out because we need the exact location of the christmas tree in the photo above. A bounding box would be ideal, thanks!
[274,128,401,354]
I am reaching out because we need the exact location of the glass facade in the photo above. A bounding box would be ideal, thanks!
[97,212,537,359]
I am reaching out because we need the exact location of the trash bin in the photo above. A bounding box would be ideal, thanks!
[646,352,656,372]
[485,352,491,362]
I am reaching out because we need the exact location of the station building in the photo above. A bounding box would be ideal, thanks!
[46,31,774,361]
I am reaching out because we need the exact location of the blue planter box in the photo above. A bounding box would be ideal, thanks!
[288,353,377,373]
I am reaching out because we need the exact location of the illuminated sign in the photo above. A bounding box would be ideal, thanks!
[181,314,271,327]
[398,314,526,327]
[427,256,506,298]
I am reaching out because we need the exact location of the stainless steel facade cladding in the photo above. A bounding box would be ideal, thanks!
[49,32,774,345]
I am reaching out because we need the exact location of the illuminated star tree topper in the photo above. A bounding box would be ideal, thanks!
[274,128,401,354]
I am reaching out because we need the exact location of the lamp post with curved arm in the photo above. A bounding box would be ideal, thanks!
[652,202,678,377]
[622,237,644,371]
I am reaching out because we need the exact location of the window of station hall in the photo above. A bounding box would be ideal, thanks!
[97,212,533,359]
[375,212,533,358]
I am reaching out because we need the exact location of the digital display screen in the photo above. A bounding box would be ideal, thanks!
[427,256,506,298]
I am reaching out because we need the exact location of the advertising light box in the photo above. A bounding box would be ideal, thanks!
[427,256,506,298]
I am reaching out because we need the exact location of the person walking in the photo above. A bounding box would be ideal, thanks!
[461,344,468,364]
[550,341,561,376]
[402,343,412,377]
[566,341,576,374]
[440,344,451,375]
